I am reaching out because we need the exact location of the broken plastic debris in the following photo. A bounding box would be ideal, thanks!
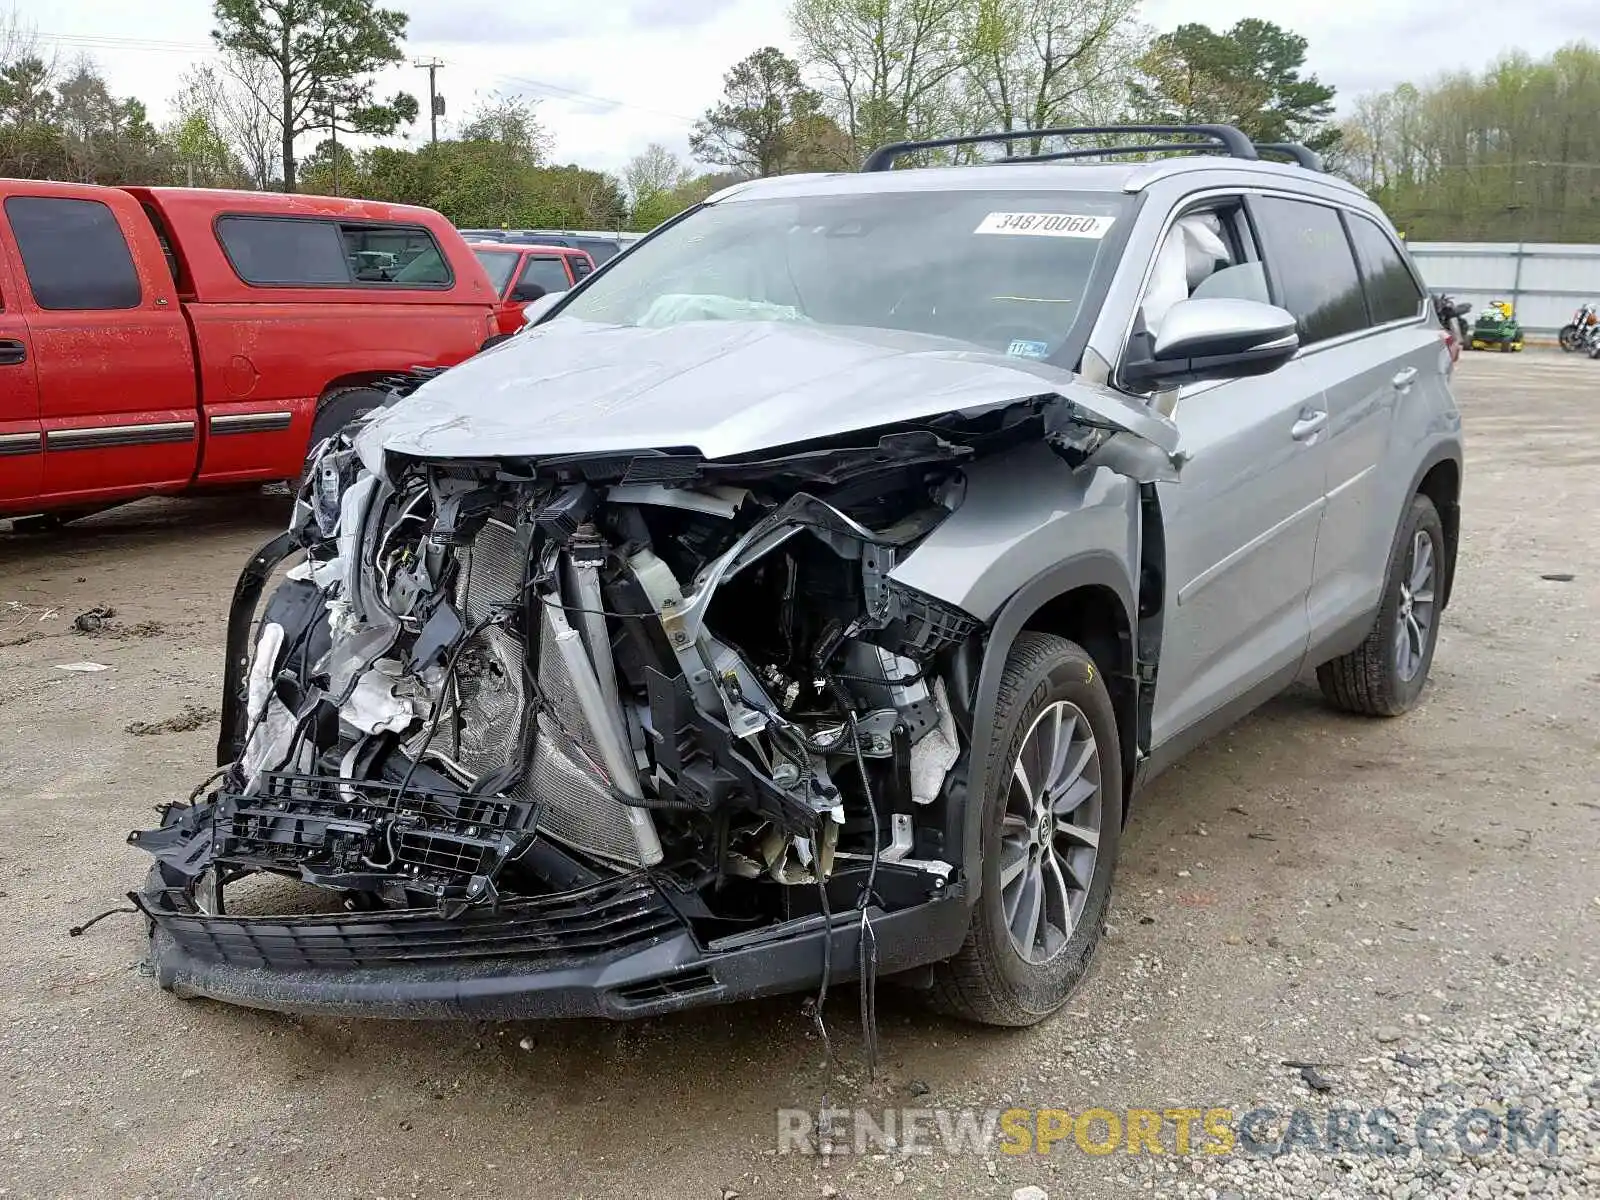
[54,661,110,672]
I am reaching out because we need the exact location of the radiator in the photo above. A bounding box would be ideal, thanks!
[454,517,657,868]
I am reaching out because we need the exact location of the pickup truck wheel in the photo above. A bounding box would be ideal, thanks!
[929,632,1123,1027]
[1316,494,1445,716]
[309,386,389,452]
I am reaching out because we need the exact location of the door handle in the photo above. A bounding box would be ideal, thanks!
[1392,367,1418,390]
[0,339,26,366]
[1291,408,1328,441]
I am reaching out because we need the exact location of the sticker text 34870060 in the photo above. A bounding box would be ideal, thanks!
[974,212,1116,239]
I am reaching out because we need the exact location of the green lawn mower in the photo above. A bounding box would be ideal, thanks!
[1469,300,1525,352]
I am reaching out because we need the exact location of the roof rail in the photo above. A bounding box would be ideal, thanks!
[999,142,1213,165]
[1253,143,1324,171]
[860,124,1259,172]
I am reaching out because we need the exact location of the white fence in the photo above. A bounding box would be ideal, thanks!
[1407,242,1600,334]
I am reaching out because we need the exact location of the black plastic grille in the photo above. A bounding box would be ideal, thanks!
[142,873,680,970]
[212,770,537,889]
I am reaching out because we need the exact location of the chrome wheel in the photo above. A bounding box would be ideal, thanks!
[1394,529,1438,683]
[999,700,1102,964]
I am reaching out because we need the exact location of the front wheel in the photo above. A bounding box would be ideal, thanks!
[1558,324,1581,352]
[1317,494,1446,716]
[929,633,1123,1027]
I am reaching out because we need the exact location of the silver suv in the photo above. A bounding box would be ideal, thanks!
[134,125,1461,1029]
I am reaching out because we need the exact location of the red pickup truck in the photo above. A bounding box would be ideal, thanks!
[469,242,595,337]
[0,180,499,521]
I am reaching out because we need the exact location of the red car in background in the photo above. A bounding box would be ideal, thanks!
[0,179,499,522]
[470,242,595,336]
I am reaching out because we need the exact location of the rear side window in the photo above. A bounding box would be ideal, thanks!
[218,217,348,285]
[570,256,594,280]
[578,239,619,264]
[519,256,574,295]
[216,216,452,288]
[344,224,451,284]
[5,196,141,310]
[1347,216,1424,325]
[1251,197,1367,345]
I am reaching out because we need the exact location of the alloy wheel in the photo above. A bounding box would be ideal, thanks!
[1395,530,1438,683]
[999,701,1103,964]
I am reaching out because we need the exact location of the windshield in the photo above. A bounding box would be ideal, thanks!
[556,189,1127,358]
[473,247,519,294]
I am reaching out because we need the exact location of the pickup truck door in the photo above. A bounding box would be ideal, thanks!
[2,188,197,506]
[0,247,41,507]
[517,254,580,299]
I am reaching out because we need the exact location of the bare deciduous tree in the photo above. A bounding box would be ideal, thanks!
[790,0,973,153]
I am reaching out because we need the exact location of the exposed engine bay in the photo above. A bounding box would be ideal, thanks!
[131,418,1041,947]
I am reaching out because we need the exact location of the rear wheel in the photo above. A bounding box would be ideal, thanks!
[309,386,388,451]
[929,633,1122,1027]
[1558,324,1581,352]
[1317,494,1445,716]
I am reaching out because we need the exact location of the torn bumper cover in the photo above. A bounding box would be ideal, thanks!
[135,869,969,1021]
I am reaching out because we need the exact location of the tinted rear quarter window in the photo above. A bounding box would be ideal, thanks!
[1251,196,1367,344]
[6,195,141,310]
[1347,216,1424,325]
[344,224,451,284]
[218,216,349,285]
[217,217,451,287]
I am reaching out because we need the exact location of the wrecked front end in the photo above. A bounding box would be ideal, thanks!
[131,424,1036,1019]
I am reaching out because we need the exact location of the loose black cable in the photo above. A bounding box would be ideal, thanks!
[394,611,499,803]
[841,704,884,1081]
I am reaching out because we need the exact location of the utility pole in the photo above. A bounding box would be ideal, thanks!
[414,58,445,144]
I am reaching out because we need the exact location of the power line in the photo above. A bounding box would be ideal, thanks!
[34,31,698,127]
[35,30,216,55]
[489,72,696,125]
[36,29,698,143]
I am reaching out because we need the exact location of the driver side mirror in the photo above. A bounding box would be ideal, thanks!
[1124,298,1299,389]
[510,280,547,303]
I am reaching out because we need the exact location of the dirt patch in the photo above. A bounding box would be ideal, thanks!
[125,703,220,736]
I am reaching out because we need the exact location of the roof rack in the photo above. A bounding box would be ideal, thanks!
[999,142,1213,164]
[861,124,1259,172]
[861,125,1325,174]
[1253,142,1324,171]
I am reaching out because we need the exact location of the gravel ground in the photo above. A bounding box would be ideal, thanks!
[0,351,1596,1200]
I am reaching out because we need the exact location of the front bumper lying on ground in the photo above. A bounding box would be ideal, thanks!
[134,876,970,1020]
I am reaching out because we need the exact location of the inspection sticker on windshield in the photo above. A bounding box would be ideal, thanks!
[974,212,1115,238]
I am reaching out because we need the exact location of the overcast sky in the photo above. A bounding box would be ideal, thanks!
[22,0,1587,173]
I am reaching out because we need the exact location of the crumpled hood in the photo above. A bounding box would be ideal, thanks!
[359,318,1177,464]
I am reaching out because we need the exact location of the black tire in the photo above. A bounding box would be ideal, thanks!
[929,632,1123,1027]
[1317,494,1446,717]
[1558,324,1581,352]
[309,386,388,451]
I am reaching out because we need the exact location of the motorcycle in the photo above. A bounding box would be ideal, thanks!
[1433,293,1472,359]
[1558,302,1598,354]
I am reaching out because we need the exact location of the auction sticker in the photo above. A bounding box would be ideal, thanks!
[974,212,1115,238]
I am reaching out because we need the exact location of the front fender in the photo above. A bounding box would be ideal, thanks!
[942,552,1138,907]
[890,441,1142,907]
